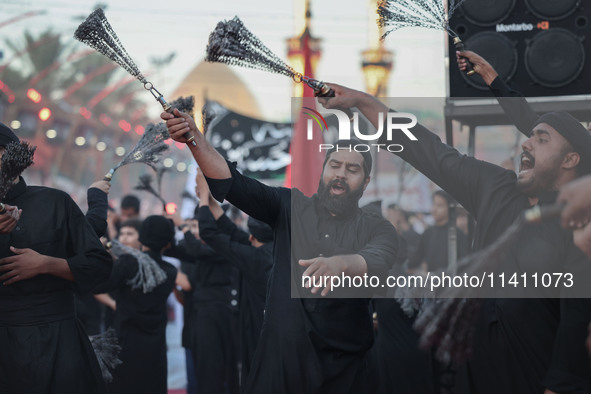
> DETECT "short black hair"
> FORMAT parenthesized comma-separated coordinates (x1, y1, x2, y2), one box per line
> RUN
(120, 218, 142, 233)
(121, 194, 140, 212)
(387, 203, 411, 222)
(432, 190, 456, 207)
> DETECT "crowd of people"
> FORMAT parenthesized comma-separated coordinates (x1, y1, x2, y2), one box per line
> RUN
(1, 48, 591, 394)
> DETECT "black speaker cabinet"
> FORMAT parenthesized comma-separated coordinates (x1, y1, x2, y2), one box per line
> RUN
(449, 0, 590, 97)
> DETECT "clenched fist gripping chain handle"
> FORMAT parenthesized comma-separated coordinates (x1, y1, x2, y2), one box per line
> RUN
(377, 0, 474, 75)
(205, 16, 354, 119)
(73, 8, 197, 151)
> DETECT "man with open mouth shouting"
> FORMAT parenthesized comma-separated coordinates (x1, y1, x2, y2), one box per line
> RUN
(318, 84, 591, 394)
(162, 106, 398, 394)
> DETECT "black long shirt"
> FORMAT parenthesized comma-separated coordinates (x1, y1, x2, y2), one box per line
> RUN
(0, 177, 113, 394)
(207, 161, 398, 394)
(96, 250, 177, 394)
(488, 76, 538, 138)
(198, 205, 272, 379)
(177, 227, 240, 394)
(76, 186, 110, 335)
(86, 187, 109, 238)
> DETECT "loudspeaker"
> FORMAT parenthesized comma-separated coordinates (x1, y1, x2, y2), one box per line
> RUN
(449, 0, 590, 97)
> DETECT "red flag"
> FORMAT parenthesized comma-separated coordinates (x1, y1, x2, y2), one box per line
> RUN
(284, 33, 324, 197)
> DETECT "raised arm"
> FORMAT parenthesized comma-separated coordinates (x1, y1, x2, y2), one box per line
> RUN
(457, 50, 538, 137)
(86, 179, 110, 237)
(317, 84, 515, 220)
(161, 109, 230, 179)
(161, 109, 284, 227)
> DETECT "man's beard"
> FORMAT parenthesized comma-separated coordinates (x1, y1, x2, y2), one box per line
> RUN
(317, 178, 365, 216)
(516, 152, 563, 197)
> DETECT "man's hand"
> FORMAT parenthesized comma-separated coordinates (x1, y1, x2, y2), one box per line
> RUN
(0, 204, 21, 234)
(0, 246, 46, 285)
(558, 175, 591, 229)
(456, 50, 498, 85)
(89, 180, 111, 194)
(316, 83, 389, 132)
(316, 83, 369, 111)
(160, 108, 201, 144)
(299, 254, 367, 296)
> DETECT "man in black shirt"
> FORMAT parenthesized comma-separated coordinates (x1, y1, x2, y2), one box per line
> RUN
(385, 204, 420, 262)
(317, 84, 591, 393)
(196, 169, 273, 383)
(0, 122, 113, 393)
(409, 190, 469, 273)
(161, 110, 398, 393)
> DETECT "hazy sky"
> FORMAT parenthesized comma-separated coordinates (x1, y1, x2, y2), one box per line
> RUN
(1, 0, 448, 121)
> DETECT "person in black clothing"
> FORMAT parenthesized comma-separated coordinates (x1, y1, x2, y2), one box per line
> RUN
(196, 168, 273, 384)
(86, 180, 111, 239)
(95, 219, 144, 325)
(167, 215, 198, 394)
(95, 215, 177, 394)
(117, 219, 142, 249)
(169, 201, 240, 394)
(386, 204, 420, 262)
(374, 195, 459, 394)
(408, 190, 469, 273)
(457, 49, 591, 261)
(162, 108, 398, 394)
(318, 83, 591, 393)
(457, 49, 539, 138)
(373, 296, 439, 394)
(120, 194, 141, 221)
(77, 179, 112, 336)
(0, 123, 113, 393)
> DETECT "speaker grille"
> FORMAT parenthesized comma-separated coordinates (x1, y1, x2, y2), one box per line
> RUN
(525, 0, 581, 20)
(525, 28, 585, 87)
(460, 0, 516, 27)
(460, 32, 518, 90)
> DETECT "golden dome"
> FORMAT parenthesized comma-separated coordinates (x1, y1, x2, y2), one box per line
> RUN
(171, 61, 262, 127)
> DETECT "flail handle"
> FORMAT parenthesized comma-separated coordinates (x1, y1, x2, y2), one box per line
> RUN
(524, 204, 564, 223)
(316, 84, 355, 120)
(147, 82, 197, 147)
(103, 169, 114, 182)
(454, 38, 475, 76)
